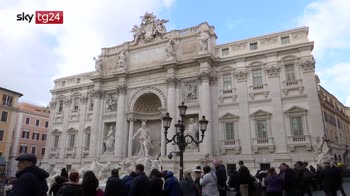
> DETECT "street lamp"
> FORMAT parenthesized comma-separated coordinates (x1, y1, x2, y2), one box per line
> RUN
(162, 102, 208, 180)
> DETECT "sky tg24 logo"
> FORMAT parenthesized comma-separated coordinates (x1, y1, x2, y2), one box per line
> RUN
(17, 11, 63, 24)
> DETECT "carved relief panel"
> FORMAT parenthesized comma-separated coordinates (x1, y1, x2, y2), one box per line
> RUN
(182, 81, 198, 102)
(105, 93, 117, 112)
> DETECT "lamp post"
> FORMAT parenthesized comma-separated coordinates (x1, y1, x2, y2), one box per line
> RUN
(162, 102, 208, 180)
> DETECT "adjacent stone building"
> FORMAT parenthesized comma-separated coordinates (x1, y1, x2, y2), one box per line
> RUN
(42, 13, 350, 173)
(0, 87, 23, 163)
(8, 103, 50, 176)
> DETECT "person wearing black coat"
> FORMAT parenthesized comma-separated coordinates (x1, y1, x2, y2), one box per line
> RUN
(228, 168, 240, 196)
(104, 169, 126, 196)
(60, 168, 69, 178)
(319, 162, 341, 196)
(279, 163, 296, 196)
(129, 164, 151, 196)
(149, 169, 164, 196)
(49, 175, 69, 196)
(11, 154, 49, 196)
(56, 171, 83, 196)
(122, 171, 137, 195)
(213, 160, 227, 196)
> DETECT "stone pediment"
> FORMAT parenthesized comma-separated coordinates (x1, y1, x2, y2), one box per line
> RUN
(285, 106, 307, 113)
(250, 109, 271, 117)
(220, 113, 239, 120)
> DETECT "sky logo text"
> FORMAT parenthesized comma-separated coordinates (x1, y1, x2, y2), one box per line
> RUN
(17, 11, 63, 24)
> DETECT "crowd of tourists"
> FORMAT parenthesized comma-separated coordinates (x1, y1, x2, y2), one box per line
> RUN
(2, 153, 348, 196)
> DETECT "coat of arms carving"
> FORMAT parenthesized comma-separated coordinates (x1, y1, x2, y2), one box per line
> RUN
(131, 12, 168, 45)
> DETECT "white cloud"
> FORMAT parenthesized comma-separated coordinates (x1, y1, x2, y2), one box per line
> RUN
(0, 0, 175, 106)
(345, 96, 350, 107)
(298, 0, 350, 56)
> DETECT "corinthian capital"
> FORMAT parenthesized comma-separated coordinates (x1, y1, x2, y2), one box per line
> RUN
(234, 71, 248, 82)
(117, 85, 127, 95)
(265, 66, 280, 78)
(166, 76, 180, 87)
(90, 89, 104, 99)
(197, 71, 211, 82)
(300, 58, 315, 72)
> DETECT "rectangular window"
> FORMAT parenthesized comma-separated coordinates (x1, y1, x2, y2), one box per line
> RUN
(58, 100, 63, 112)
(0, 130, 4, 141)
(85, 133, 91, 148)
(53, 135, 59, 148)
(281, 36, 290, 45)
(76, 78, 81, 84)
(31, 146, 36, 155)
(32, 132, 39, 140)
(252, 69, 263, 86)
(45, 121, 48, 128)
(22, 130, 29, 139)
(256, 119, 267, 138)
(285, 64, 296, 81)
(0, 111, 8, 122)
(250, 42, 258, 50)
(19, 145, 28, 153)
(35, 119, 40, 126)
(73, 97, 79, 110)
(25, 117, 30, 124)
(41, 148, 46, 155)
(61, 81, 66, 87)
(223, 74, 232, 93)
(290, 116, 303, 136)
(69, 134, 75, 148)
(42, 134, 47, 141)
(224, 122, 235, 140)
(221, 48, 229, 56)
(2, 95, 13, 106)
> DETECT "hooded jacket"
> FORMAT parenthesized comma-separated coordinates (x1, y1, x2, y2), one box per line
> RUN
(163, 171, 181, 196)
(11, 165, 49, 196)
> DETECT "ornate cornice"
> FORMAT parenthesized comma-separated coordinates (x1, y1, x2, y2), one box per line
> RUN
(117, 85, 128, 95)
(234, 71, 248, 82)
(265, 66, 280, 78)
(209, 72, 218, 86)
(90, 89, 104, 99)
(166, 76, 180, 87)
(300, 58, 315, 72)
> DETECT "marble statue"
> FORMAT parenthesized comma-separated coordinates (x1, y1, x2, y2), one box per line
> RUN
(165, 39, 176, 58)
(104, 126, 115, 153)
(153, 18, 168, 36)
(95, 58, 102, 73)
(185, 83, 197, 100)
(106, 94, 117, 111)
(97, 161, 113, 180)
(131, 25, 144, 42)
(198, 31, 210, 52)
(185, 118, 199, 150)
(118, 50, 127, 68)
(132, 121, 153, 157)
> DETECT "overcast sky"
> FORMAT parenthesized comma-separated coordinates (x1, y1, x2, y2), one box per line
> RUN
(1, 0, 349, 107)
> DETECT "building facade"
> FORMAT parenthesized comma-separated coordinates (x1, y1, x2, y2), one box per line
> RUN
(0, 87, 23, 163)
(42, 13, 350, 172)
(8, 103, 50, 176)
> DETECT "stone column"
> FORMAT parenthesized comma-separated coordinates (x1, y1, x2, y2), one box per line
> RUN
(166, 76, 178, 155)
(9, 112, 23, 176)
(115, 85, 127, 157)
(197, 71, 213, 154)
(266, 63, 287, 152)
(128, 118, 135, 157)
(234, 67, 252, 154)
(59, 97, 72, 159)
(76, 93, 88, 158)
(89, 87, 104, 158)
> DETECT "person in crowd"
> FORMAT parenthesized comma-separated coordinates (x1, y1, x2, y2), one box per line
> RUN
(162, 170, 181, 196)
(316, 164, 323, 190)
(11, 153, 49, 196)
(294, 161, 305, 196)
(302, 162, 313, 196)
(180, 170, 197, 196)
(122, 171, 137, 195)
(149, 168, 163, 196)
(264, 167, 283, 196)
(228, 167, 240, 196)
(82, 170, 100, 196)
(238, 160, 251, 196)
(278, 163, 296, 196)
(193, 166, 202, 196)
(56, 172, 83, 196)
(319, 162, 341, 196)
(213, 159, 227, 196)
(256, 168, 268, 196)
(4, 177, 16, 196)
(60, 168, 69, 179)
(49, 175, 69, 196)
(104, 169, 126, 196)
(336, 162, 347, 196)
(200, 165, 219, 196)
(129, 164, 151, 196)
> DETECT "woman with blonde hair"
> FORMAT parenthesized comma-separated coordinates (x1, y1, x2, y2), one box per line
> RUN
(180, 169, 197, 196)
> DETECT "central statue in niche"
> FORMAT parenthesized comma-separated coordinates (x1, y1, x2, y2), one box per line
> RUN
(132, 121, 153, 157)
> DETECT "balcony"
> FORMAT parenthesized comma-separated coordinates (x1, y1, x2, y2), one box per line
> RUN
(287, 135, 312, 152)
(221, 139, 240, 154)
(282, 79, 304, 95)
(218, 88, 237, 103)
(252, 137, 274, 153)
(49, 147, 60, 158)
(82, 147, 89, 157)
(248, 84, 269, 99)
